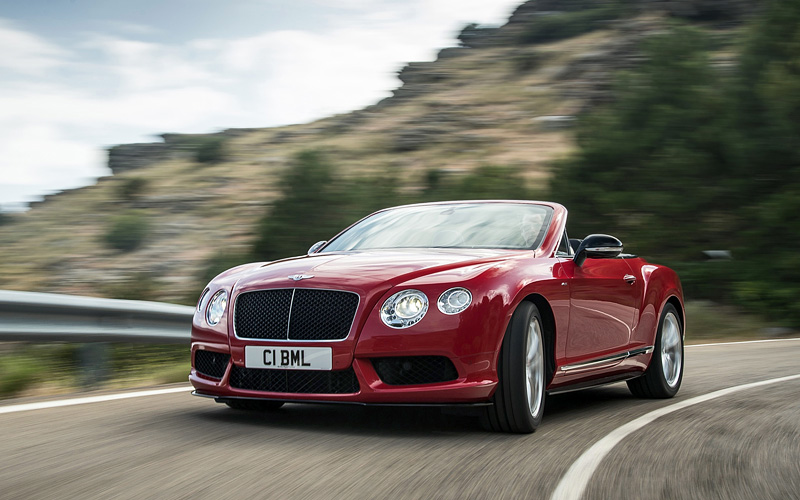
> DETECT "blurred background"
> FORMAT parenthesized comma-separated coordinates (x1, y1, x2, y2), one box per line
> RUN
(0, 0, 797, 397)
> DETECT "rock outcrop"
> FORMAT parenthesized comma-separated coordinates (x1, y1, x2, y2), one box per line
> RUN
(107, 142, 171, 175)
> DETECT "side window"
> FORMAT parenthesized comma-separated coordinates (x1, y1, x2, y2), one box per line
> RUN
(556, 230, 573, 257)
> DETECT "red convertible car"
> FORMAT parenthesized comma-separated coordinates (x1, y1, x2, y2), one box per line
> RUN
(190, 200, 684, 433)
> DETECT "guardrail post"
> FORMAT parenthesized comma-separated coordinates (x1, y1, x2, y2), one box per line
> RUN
(78, 342, 110, 388)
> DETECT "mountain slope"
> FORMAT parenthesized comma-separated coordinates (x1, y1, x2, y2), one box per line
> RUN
(0, 1, 746, 302)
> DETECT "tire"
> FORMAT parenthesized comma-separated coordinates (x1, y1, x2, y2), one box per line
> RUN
(481, 302, 546, 433)
(627, 303, 683, 398)
(225, 399, 285, 411)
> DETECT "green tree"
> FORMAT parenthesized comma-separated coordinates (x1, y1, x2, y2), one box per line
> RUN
(551, 2, 800, 326)
(551, 25, 737, 259)
(421, 165, 532, 202)
(731, 0, 800, 325)
(518, 1, 633, 44)
(735, 0, 800, 196)
(252, 151, 353, 260)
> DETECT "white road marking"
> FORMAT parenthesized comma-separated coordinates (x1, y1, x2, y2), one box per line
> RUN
(687, 337, 800, 348)
(550, 373, 800, 500)
(0, 386, 192, 415)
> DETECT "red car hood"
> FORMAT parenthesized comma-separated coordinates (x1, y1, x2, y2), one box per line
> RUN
(232, 249, 518, 294)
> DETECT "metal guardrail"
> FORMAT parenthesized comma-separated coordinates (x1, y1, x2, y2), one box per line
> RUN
(0, 290, 193, 344)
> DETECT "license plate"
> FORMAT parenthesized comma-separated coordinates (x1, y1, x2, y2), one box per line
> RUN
(244, 346, 332, 371)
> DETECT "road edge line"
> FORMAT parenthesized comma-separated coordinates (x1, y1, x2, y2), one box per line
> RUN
(687, 337, 800, 348)
(549, 373, 800, 500)
(0, 386, 192, 415)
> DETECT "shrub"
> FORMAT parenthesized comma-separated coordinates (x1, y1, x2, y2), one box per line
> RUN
(0, 357, 40, 397)
(104, 212, 149, 252)
(116, 177, 148, 201)
(194, 136, 227, 164)
(511, 51, 541, 74)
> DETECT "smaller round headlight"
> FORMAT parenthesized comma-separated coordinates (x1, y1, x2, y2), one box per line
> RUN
(438, 287, 472, 315)
(206, 290, 228, 326)
(380, 290, 429, 329)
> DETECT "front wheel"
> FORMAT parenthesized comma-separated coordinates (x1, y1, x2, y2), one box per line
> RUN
(627, 303, 683, 398)
(481, 302, 546, 433)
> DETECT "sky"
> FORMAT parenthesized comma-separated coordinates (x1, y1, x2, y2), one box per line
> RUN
(0, 0, 523, 210)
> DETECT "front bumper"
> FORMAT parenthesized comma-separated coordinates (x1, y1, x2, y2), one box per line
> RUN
(190, 344, 497, 404)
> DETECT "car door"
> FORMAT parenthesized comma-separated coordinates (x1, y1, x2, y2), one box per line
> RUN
(558, 245, 637, 361)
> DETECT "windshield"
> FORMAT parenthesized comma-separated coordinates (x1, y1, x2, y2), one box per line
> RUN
(321, 203, 553, 252)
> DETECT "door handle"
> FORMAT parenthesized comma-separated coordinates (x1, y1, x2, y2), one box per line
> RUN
(623, 274, 636, 285)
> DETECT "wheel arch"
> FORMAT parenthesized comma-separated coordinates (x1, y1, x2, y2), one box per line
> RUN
(665, 295, 685, 338)
(520, 293, 556, 386)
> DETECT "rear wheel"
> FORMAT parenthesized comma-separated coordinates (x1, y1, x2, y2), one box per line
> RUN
(225, 400, 285, 411)
(627, 303, 683, 398)
(481, 302, 546, 433)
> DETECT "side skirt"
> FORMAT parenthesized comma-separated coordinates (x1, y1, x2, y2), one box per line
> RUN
(546, 372, 642, 396)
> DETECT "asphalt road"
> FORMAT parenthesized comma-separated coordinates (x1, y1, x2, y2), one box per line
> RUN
(1, 339, 798, 500)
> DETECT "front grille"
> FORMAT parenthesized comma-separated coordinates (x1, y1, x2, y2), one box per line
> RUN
(372, 356, 459, 385)
(194, 350, 230, 379)
(229, 365, 360, 394)
(235, 289, 359, 341)
(234, 289, 293, 340)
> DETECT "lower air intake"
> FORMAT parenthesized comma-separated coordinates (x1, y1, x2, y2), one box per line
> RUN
(229, 365, 360, 394)
(194, 350, 230, 380)
(372, 356, 459, 385)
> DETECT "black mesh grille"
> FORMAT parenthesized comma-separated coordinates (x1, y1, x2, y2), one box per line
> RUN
(234, 289, 358, 341)
(194, 350, 230, 379)
(372, 356, 459, 385)
(289, 289, 360, 340)
(229, 365, 360, 394)
(234, 289, 292, 339)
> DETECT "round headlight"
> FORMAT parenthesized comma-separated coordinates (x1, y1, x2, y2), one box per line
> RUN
(206, 290, 228, 326)
(438, 287, 472, 315)
(380, 290, 428, 329)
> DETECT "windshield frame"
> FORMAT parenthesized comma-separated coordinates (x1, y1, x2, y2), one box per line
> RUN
(319, 201, 555, 253)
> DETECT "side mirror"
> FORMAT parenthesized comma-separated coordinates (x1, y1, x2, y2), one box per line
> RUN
(307, 240, 327, 255)
(574, 234, 623, 266)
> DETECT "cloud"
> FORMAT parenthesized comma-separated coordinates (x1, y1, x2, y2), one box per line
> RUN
(0, 123, 103, 211)
(0, 1, 522, 208)
(0, 124, 100, 184)
(0, 18, 70, 75)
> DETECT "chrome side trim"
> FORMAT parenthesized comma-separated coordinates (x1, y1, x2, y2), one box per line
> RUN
(559, 345, 654, 373)
(586, 246, 623, 253)
(628, 346, 654, 357)
(232, 287, 361, 343)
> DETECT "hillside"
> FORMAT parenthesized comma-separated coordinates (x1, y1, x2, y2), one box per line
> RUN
(0, 1, 750, 304)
